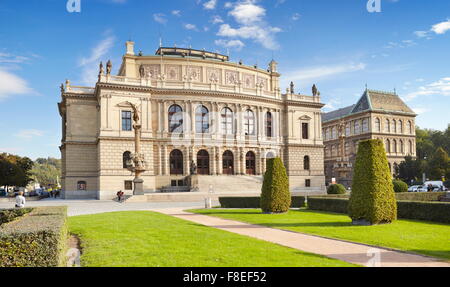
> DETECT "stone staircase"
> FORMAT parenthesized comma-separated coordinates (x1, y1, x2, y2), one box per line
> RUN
(196, 175, 264, 193)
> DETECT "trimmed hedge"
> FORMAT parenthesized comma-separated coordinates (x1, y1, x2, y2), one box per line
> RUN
(306, 197, 450, 224)
(349, 140, 397, 224)
(220, 196, 306, 209)
(0, 206, 68, 267)
(0, 208, 33, 225)
(393, 180, 408, 193)
(397, 201, 450, 224)
(395, 192, 447, 202)
(260, 158, 291, 213)
(327, 184, 347, 195)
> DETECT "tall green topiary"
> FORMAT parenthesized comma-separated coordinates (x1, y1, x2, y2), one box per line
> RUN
(260, 157, 291, 214)
(348, 139, 397, 224)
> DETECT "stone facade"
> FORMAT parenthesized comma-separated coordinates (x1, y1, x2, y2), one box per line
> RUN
(58, 42, 326, 200)
(322, 89, 417, 188)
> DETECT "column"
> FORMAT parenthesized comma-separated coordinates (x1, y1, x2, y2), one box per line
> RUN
(217, 147, 223, 175)
(157, 101, 162, 135)
(184, 146, 190, 176)
(147, 99, 153, 134)
(190, 101, 196, 136)
(163, 101, 168, 134)
(158, 144, 163, 175)
(163, 145, 169, 175)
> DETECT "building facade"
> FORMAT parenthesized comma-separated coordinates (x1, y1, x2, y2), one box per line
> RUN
(322, 90, 417, 188)
(58, 42, 326, 200)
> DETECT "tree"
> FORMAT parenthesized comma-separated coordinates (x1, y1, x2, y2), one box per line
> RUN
(0, 153, 33, 189)
(428, 147, 449, 180)
(260, 157, 291, 214)
(30, 163, 60, 187)
(398, 156, 423, 184)
(348, 140, 397, 225)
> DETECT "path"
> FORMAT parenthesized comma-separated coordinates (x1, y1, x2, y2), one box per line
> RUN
(153, 207, 450, 267)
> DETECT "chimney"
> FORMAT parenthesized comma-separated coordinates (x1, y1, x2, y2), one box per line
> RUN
(126, 41, 135, 56)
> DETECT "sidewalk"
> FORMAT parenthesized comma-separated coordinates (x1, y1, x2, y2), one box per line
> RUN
(154, 208, 450, 267)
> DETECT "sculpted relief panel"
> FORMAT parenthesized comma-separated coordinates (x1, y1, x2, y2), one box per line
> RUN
(186, 66, 202, 82)
(207, 68, 221, 84)
(225, 70, 239, 85)
(166, 65, 182, 81)
(139, 64, 160, 79)
(257, 77, 268, 90)
(243, 74, 255, 89)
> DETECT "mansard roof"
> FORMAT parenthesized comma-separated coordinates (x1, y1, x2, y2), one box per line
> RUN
(322, 89, 416, 123)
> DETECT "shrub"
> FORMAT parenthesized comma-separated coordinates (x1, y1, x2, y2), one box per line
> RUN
(308, 197, 348, 214)
(0, 206, 68, 267)
(327, 184, 347, 195)
(393, 180, 408, 193)
(0, 208, 33, 225)
(348, 139, 397, 224)
(219, 196, 306, 208)
(260, 158, 291, 214)
(397, 201, 450, 224)
(395, 192, 446, 202)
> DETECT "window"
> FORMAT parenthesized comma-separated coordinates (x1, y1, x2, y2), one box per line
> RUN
(244, 110, 255, 135)
(197, 150, 210, 175)
(124, 181, 133, 190)
(393, 140, 397, 153)
(223, 151, 234, 175)
(221, 108, 234, 135)
(302, 123, 309, 139)
(331, 127, 337, 139)
(305, 179, 311, 187)
(345, 142, 350, 156)
(168, 105, 183, 133)
(123, 151, 132, 169)
(327, 128, 332, 140)
(77, 181, 87, 191)
(409, 140, 414, 155)
(362, 119, 369, 133)
(398, 120, 403, 134)
(407, 121, 413, 134)
(245, 151, 256, 175)
(385, 119, 390, 133)
(400, 140, 404, 154)
(354, 121, 360, 135)
(375, 118, 381, 133)
(304, 156, 310, 170)
(391, 120, 397, 133)
(266, 112, 273, 137)
(170, 149, 184, 175)
(386, 139, 391, 153)
(122, 111, 132, 131)
(195, 105, 210, 134)
(345, 123, 351, 136)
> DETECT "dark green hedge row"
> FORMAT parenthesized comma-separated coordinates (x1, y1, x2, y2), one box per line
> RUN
(0, 208, 33, 225)
(306, 197, 450, 224)
(220, 196, 306, 208)
(0, 207, 68, 267)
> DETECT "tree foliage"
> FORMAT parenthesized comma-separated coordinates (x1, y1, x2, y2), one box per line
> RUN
(0, 153, 33, 188)
(260, 157, 291, 214)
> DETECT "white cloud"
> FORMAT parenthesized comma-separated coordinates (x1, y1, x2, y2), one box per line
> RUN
(184, 23, 198, 31)
(14, 129, 44, 139)
(172, 10, 181, 16)
(414, 30, 429, 38)
(0, 53, 30, 64)
(431, 19, 450, 34)
(0, 68, 33, 101)
(211, 15, 224, 24)
(404, 77, 450, 101)
(79, 34, 116, 85)
(411, 107, 430, 115)
(228, 0, 265, 25)
(203, 0, 217, 10)
(153, 13, 167, 24)
(217, 23, 281, 50)
(215, 39, 245, 50)
(283, 62, 366, 82)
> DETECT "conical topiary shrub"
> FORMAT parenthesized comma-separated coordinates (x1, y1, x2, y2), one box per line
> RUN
(348, 139, 397, 225)
(260, 157, 291, 214)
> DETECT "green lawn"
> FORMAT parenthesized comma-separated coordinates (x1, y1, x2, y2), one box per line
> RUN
(190, 209, 450, 261)
(68, 211, 355, 267)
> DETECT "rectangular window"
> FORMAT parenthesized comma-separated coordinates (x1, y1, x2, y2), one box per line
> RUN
(171, 180, 177, 187)
(302, 123, 309, 139)
(305, 179, 311, 187)
(124, 181, 133, 190)
(122, 111, 132, 131)
(178, 180, 184, 187)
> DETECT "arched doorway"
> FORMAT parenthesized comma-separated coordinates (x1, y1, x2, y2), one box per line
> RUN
(246, 151, 256, 175)
(197, 150, 210, 175)
(170, 149, 184, 175)
(223, 151, 234, 175)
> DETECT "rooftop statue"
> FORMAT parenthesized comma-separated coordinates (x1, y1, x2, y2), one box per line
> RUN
(106, 60, 112, 75)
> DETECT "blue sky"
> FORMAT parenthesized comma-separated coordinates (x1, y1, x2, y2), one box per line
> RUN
(0, 0, 449, 160)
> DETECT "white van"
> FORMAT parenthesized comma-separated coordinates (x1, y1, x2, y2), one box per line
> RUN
(418, 181, 447, 192)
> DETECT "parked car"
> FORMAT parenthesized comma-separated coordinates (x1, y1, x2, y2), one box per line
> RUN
(408, 185, 420, 192)
(0, 188, 6, 197)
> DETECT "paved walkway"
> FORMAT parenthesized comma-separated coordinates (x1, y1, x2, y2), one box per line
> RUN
(154, 207, 450, 267)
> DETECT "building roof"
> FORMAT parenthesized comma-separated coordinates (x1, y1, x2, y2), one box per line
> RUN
(155, 47, 229, 62)
(322, 89, 416, 123)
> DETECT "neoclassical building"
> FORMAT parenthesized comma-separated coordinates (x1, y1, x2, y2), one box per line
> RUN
(58, 42, 326, 199)
(322, 89, 417, 187)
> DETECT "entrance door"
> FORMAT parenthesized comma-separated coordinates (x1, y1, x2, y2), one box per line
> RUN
(246, 151, 256, 175)
(222, 151, 234, 175)
(197, 150, 210, 175)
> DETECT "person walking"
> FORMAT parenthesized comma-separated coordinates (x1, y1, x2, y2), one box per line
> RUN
(15, 191, 26, 209)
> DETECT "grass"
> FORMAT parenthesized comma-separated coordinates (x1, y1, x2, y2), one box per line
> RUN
(190, 208, 450, 261)
(68, 211, 355, 267)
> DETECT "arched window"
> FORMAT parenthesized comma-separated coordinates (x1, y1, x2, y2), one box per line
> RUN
(266, 112, 273, 138)
(195, 105, 209, 134)
(244, 110, 255, 135)
(407, 121, 413, 134)
(345, 123, 351, 136)
(168, 105, 183, 133)
(385, 119, 390, 133)
(304, 156, 310, 170)
(391, 120, 397, 134)
(221, 107, 234, 135)
(362, 119, 369, 133)
(400, 140, 404, 154)
(409, 140, 413, 155)
(197, 150, 210, 175)
(398, 120, 403, 134)
(354, 121, 360, 134)
(77, 181, 87, 191)
(222, 151, 234, 175)
(170, 149, 184, 175)
(375, 118, 381, 133)
(393, 140, 397, 153)
(245, 151, 256, 175)
(123, 151, 132, 169)
(386, 139, 391, 153)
